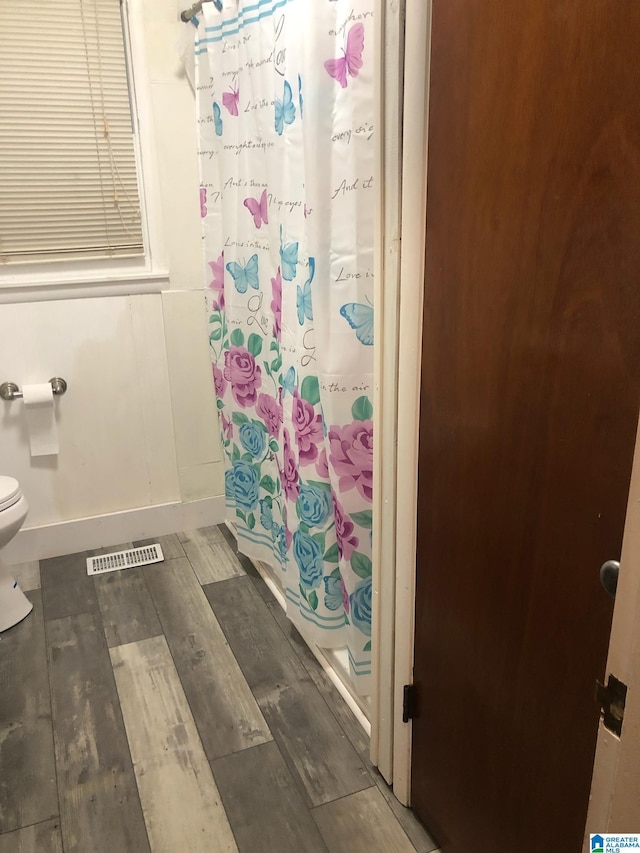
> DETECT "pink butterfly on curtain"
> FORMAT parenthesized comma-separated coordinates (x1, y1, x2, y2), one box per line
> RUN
(200, 187, 207, 218)
(324, 22, 365, 88)
(243, 188, 269, 228)
(222, 82, 239, 116)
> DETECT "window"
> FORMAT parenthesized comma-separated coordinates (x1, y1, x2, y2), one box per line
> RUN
(0, 0, 144, 265)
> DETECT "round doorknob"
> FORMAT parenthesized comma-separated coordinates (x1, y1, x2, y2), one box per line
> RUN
(600, 560, 620, 599)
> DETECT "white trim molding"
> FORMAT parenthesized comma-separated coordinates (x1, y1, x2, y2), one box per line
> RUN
(391, 0, 432, 807)
(0, 273, 168, 305)
(371, 0, 405, 785)
(3, 496, 225, 565)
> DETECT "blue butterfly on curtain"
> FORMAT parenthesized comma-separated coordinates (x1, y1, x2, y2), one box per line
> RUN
(212, 101, 223, 136)
(275, 80, 296, 136)
(282, 366, 296, 397)
(279, 226, 299, 281)
(298, 74, 303, 117)
(340, 297, 374, 345)
(297, 257, 315, 325)
(226, 255, 259, 293)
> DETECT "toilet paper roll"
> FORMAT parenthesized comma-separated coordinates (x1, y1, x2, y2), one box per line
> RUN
(22, 383, 59, 457)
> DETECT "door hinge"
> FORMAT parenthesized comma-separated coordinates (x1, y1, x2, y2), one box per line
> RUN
(596, 674, 627, 737)
(403, 683, 417, 723)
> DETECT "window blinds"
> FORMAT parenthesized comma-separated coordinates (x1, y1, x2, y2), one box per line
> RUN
(0, 0, 144, 264)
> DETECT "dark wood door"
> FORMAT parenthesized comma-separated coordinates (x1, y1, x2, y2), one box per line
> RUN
(412, 3, 640, 851)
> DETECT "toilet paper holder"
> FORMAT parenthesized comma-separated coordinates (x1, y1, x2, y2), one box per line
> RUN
(0, 378, 68, 401)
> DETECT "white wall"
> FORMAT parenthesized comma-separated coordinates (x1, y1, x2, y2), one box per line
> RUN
(0, 295, 180, 522)
(0, 0, 224, 561)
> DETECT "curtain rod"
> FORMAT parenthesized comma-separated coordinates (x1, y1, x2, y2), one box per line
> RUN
(180, 0, 222, 23)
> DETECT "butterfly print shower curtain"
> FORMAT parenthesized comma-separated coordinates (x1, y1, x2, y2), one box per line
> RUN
(196, 0, 374, 693)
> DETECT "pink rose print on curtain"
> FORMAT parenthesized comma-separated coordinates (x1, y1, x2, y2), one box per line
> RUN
(292, 390, 323, 463)
(220, 411, 233, 441)
(256, 393, 283, 437)
(328, 419, 373, 501)
(315, 447, 329, 478)
(223, 346, 262, 408)
(208, 252, 225, 310)
(332, 492, 359, 561)
(281, 505, 293, 553)
(212, 364, 227, 398)
(280, 428, 300, 501)
(341, 575, 350, 613)
(271, 267, 282, 341)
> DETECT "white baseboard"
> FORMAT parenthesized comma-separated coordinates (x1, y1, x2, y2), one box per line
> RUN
(4, 496, 226, 564)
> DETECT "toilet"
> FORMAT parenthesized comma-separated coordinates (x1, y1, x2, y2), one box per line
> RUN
(0, 476, 31, 632)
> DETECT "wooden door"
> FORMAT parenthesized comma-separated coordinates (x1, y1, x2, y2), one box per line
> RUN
(412, 3, 640, 851)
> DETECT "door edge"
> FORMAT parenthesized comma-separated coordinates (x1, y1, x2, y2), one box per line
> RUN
(585, 411, 640, 846)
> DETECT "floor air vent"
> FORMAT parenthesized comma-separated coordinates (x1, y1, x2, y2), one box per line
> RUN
(86, 544, 164, 576)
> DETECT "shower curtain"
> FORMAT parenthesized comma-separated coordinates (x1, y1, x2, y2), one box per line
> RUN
(195, 0, 374, 694)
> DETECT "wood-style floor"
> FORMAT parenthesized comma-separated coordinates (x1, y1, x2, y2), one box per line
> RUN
(0, 525, 438, 853)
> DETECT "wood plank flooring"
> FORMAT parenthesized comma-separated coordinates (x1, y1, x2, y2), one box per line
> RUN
(312, 787, 418, 853)
(111, 636, 237, 853)
(144, 557, 271, 759)
(0, 817, 62, 853)
(0, 525, 438, 852)
(94, 567, 162, 648)
(0, 591, 57, 835)
(47, 612, 150, 853)
(211, 741, 326, 853)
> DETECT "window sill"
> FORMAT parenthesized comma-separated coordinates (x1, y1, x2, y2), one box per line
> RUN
(0, 270, 170, 304)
